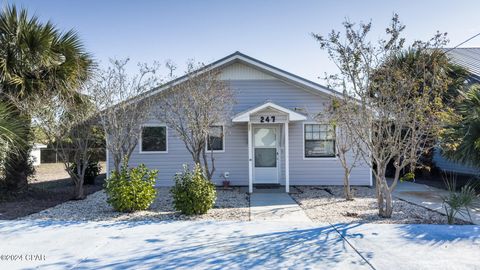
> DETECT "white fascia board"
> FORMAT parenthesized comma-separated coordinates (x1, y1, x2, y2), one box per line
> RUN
(232, 102, 307, 122)
(139, 53, 340, 103)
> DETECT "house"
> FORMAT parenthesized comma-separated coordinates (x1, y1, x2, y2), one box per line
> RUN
(106, 52, 372, 192)
(432, 48, 480, 176)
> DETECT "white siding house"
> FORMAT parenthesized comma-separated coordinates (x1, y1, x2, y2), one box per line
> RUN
(107, 52, 372, 192)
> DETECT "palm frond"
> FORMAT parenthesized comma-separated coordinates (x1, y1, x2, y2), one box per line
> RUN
(0, 101, 26, 155)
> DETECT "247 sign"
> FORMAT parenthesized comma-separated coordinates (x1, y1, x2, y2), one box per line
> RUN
(259, 116, 276, 123)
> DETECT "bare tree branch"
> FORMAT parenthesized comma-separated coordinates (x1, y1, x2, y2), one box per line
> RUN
(155, 61, 235, 180)
(88, 59, 162, 173)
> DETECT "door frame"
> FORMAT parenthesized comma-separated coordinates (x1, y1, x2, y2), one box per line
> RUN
(252, 124, 280, 184)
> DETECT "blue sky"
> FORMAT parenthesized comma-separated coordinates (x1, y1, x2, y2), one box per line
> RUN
(7, 0, 480, 83)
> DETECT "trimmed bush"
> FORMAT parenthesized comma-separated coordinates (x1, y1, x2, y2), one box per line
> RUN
(171, 164, 216, 215)
(69, 161, 101, 185)
(104, 164, 158, 212)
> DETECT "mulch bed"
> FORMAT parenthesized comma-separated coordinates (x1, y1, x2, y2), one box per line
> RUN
(0, 174, 105, 220)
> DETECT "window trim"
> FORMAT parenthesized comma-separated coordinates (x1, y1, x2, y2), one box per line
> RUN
(139, 124, 168, 154)
(206, 125, 225, 153)
(302, 122, 337, 160)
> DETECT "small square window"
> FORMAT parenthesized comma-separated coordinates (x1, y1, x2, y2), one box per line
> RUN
(141, 126, 167, 152)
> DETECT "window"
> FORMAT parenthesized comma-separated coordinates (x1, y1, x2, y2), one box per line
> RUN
(207, 126, 224, 151)
(141, 125, 167, 152)
(304, 124, 335, 158)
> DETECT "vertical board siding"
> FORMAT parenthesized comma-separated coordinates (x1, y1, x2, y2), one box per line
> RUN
(110, 79, 372, 186)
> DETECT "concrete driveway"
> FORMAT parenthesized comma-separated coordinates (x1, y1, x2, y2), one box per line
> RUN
(0, 220, 479, 270)
(393, 181, 480, 225)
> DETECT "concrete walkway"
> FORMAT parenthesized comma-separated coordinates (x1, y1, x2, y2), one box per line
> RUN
(0, 220, 479, 269)
(393, 181, 480, 225)
(250, 192, 313, 224)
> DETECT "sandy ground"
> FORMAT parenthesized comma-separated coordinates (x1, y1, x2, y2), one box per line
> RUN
(291, 186, 469, 224)
(0, 163, 105, 220)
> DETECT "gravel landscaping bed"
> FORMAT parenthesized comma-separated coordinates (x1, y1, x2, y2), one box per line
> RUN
(291, 186, 468, 224)
(0, 163, 106, 220)
(23, 187, 249, 222)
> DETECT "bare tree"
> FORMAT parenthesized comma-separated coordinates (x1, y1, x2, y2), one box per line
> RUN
(89, 59, 162, 173)
(335, 121, 363, 200)
(28, 95, 98, 199)
(317, 102, 363, 200)
(314, 15, 452, 217)
(155, 62, 235, 180)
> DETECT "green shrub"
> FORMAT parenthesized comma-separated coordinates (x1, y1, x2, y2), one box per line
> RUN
(104, 164, 158, 212)
(69, 161, 101, 185)
(171, 164, 216, 215)
(400, 172, 415, 182)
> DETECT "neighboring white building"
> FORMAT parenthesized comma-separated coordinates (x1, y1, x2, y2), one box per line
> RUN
(31, 143, 47, 166)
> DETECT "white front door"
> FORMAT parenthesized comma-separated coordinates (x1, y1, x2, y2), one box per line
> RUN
(253, 126, 279, 184)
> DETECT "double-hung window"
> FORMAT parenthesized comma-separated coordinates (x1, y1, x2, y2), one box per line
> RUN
(304, 124, 335, 158)
(140, 125, 167, 153)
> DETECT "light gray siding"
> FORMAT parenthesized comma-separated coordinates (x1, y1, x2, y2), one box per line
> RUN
(108, 79, 372, 186)
(433, 148, 480, 176)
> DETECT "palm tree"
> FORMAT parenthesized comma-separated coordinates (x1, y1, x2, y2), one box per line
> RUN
(442, 86, 480, 167)
(0, 5, 93, 190)
(0, 102, 26, 171)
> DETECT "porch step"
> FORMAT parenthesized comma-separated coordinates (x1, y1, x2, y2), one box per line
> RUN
(253, 184, 281, 190)
(251, 184, 286, 193)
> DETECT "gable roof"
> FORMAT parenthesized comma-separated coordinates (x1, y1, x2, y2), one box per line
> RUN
(444, 48, 480, 82)
(140, 51, 340, 100)
(232, 101, 307, 122)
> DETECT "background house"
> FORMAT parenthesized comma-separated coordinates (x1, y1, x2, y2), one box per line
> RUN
(432, 48, 480, 176)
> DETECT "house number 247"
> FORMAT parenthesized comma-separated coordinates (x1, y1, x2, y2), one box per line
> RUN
(260, 116, 276, 123)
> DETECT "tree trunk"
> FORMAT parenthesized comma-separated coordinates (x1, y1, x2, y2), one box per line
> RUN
(378, 177, 393, 218)
(72, 164, 86, 200)
(383, 186, 393, 217)
(4, 114, 32, 191)
(344, 168, 353, 200)
(4, 151, 30, 191)
(113, 156, 121, 174)
(201, 148, 215, 180)
(377, 188, 385, 217)
(73, 180, 85, 200)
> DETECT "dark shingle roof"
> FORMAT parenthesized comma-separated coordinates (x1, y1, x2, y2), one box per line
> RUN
(444, 48, 480, 81)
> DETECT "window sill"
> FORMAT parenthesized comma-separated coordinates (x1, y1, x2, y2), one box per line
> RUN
(303, 156, 337, 161)
(139, 151, 168, 154)
(207, 150, 225, 153)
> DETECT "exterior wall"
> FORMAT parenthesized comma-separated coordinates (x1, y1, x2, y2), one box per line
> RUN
(108, 77, 372, 186)
(31, 148, 42, 166)
(433, 148, 480, 176)
(115, 120, 249, 186)
(219, 62, 276, 80)
(31, 144, 47, 166)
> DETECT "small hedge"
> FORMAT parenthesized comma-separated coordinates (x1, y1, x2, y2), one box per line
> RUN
(69, 161, 101, 185)
(104, 164, 158, 212)
(171, 164, 216, 215)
